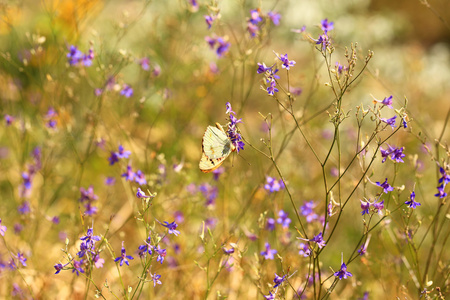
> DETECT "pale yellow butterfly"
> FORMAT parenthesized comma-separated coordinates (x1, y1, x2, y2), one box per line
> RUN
(199, 123, 236, 173)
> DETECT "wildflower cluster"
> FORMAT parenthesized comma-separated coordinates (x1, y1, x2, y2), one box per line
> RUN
(79, 186, 99, 216)
(67, 45, 94, 66)
(54, 228, 103, 276)
(257, 52, 295, 96)
(435, 166, 449, 198)
(264, 176, 285, 193)
(380, 144, 405, 163)
(360, 198, 385, 215)
(314, 19, 334, 51)
(246, 9, 281, 38)
(225, 102, 244, 152)
(205, 35, 230, 58)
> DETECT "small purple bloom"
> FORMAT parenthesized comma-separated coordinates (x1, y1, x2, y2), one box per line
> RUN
(223, 246, 235, 255)
(277, 210, 291, 228)
(72, 259, 85, 276)
(205, 36, 216, 49)
(334, 262, 352, 280)
(360, 200, 370, 215)
(204, 15, 215, 29)
(310, 232, 326, 249)
(116, 145, 131, 159)
(105, 177, 115, 185)
(216, 37, 230, 58)
(266, 218, 276, 231)
(5, 114, 14, 126)
(151, 273, 162, 287)
(273, 273, 286, 288)
(93, 254, 104, 268)
(249, 9, 262, 25)
(376, 178, 394, 194)
(16, 252, 27, 267)
(438, 167, 450, 185)
(257, 62, 273, 74)
(380, 115, 397, 129)
(405, 191, 421, 208)
(114, 242, 134, 266)
(260, 242, 277, 260)
(315, 34, 330, 51)
(67, 45, 83, 65)
(17, 201, 30, 215)
(320, 19, 334, 33)
(264, 176, 284, 192)
(138, 237, 153, 257)
(373, 95, 393, 109)
(120, 85, 133, 98)
(276, 53, 296, 70)
(155, 245, 167, 264)
(267, 11, 281, 26)
(136, 188, 150, 199)
(108, 151, 119, 165)
(267, 80, 279, 96)
(139, 57, 150, 71)
(121, 165, 135, 181)
(161, 221, 180, 236)
(264, 292, 275, 300)
(134, 169, 147, 185)
(54, 263, 65, 274)
(372, 200, 385, 212)
(435, 184, 447, 198)
(298, 243, 311, 257)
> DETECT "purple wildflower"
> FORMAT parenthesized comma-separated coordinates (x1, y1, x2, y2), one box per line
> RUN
(134, 169, 147, 185)
(155, 245, 167, 264)
(260, 242, 277, 260)
(264, 292, 275, 300)
(334, 263, 352, 280)
(121, 165, 135, 181)
(204, 15, 215, 29)
(17, 201, 30, 215)
(72, 259, 85, 276)
(136, 188, 150, 199)
(223, 246, 235, 255)
(320, 19, 334, 33)
(138, 237, 153, 257)
(264, 176, 284, 192)
(298, 243, 311, 257)
(373, 95, 393, 109)
(5, 114, 14, 126)
(114, 242, 134, 267)
(273, 273, 286, 288)
(267, 80, 279, 96)
(277, 210, 291, 228)
(266, 218, 276, 231)
(376, 178, 394, 194)
(257, 62, 273, 74)
(67, 45, 83, 65)
(139, 57, 150, 71)
(116, 145, 131, 159)
(275, 53, 296, 70)
(300, 200, 318, 223)
(215, 37, 230, 57)
(120, 85, 133, 98)
(161, 221, 180, 236)
(380, 115, 397, 129)
(54, 263, 66, 274)
(405, 191, 421, 208)
(310, 232, 326, 249)
(267, 11, 281, 26)
(315, 34, 330, 51)
(435, 184, 447, 198)
(360, 199, 370, 215)
(151, 273, 162, 287)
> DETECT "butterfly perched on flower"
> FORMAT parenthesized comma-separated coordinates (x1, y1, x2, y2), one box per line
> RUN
(199, 123, 236, 173)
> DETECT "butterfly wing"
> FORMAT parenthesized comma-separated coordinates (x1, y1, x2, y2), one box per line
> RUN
(199, 152, 229, 173)
(202, 125, 232, 159)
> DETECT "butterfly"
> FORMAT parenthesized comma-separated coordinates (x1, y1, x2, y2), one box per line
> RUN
(199, 123, 236, 173)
